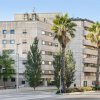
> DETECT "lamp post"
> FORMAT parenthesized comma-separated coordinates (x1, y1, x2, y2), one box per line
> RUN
(16, 43, 20, 91)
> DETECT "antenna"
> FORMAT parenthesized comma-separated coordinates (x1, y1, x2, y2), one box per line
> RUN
(33, 7, 35, 13)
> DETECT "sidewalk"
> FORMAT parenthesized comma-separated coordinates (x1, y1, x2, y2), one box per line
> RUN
(60, 91, 100, 95)
(0, 86, 100, 95)
(0, 86, 57, 94)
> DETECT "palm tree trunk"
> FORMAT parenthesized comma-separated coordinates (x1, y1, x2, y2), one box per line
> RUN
(61, 47, 66, 93)
(96, 46, 100, 88)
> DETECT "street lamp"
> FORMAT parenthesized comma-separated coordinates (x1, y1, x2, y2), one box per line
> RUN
(16, 43, 20, 91)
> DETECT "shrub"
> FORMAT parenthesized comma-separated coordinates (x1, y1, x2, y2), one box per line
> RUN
(93, 86, 100, 90)
(56, 87, 93, 94)
(80, 87, 93, 92)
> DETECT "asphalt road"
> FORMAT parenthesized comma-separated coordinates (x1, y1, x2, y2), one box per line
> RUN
(32, 98, 100, 100)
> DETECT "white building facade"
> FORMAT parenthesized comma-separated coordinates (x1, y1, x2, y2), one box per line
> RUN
(0, 13, 99, 87)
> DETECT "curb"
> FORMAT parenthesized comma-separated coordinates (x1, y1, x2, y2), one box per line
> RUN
(58, 91, 97, 95)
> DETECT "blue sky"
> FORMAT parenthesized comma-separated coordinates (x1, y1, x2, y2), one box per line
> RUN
(0, 0, 100, 21)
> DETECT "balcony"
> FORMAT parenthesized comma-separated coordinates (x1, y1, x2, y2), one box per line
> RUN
(83, 40, 96, 47)
(83, 49, 97, 55)
(84, 67, 96, 72)
(83, 58, 97, 64)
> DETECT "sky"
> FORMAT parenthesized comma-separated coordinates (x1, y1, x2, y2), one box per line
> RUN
(0, 0, 100, 21)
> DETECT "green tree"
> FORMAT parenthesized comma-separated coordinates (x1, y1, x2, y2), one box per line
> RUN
(25, 37, 42, 90)
(53, 50, 75, 90)
(0, 51, 15, 88)
(51, 13, 76, 92)
(86, 22, 100, 88)
(53, 52, 61, 89)
(65, 50, 75, 88)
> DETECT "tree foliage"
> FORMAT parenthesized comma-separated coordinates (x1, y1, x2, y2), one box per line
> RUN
(51, 13, 76, 92)
(65, 50, 75, 88)
(53, 52, 61, 89)
(0, 51, 15, 87)
(24, 37, 42, 90)
(53, 50, 75, 89)
(51, 13, 76, 48)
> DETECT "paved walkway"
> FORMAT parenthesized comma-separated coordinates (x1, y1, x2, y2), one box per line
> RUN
(0, 87, 100, 100)
(0, 87, 57, 100)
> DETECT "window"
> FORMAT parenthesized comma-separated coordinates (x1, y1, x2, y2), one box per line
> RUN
(48, 42, 52, 46)
(23, 60, 27, 65)
(41, 51, 45, 55)
(92, 81, 95, 85)
(42, 61, 45, 65)
(22, 81, 25, 84)
(42, 41, 45, 45)
(22, 40, 27, 44)
(22, 50, 27, 54)
(9, 49, 15, 54)
(42, 31, 45, 35)
(23, 29, 27, 34)
(49, 33, 52, 37)
(10, 40, 15, 44)
(2, 30, 7, 34)
(42, 61, 52, 65)
(3, 77, 8, 82)
(49, 61, 52, 65)
(3, 49, 15, 54)
(10, 30, 15, 34)
(2, 40, 7, 44)
(83, 81, 87, 87)
(55, 43, 58, 47)
(11, 60, 15, 64)
(11, 78, 15, 82)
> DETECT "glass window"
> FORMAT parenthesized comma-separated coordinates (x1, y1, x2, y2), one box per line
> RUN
(2, 30, 7, 34)
(10, 30, 15, 34)
(42, 41, 45, 45)
(22, 50, 27, 54)
(49, 61, 52, 65)
(3, 77, 8, 82)
(23, 60, 27, 65)
(48, 42, 52, 46)
(2, 40, 7, 44)
(49, 33, 52, 36)
(41, 51, 45, 55)
(22, 81, 25, 84)
(10, 40, 15, 44)
(42, 31, 45, 35)
(22, 40, 27, 44)
(11, 60, 15, 64)
(42, 61, 45, 65)
(23, 31, 27, 34)
(55, 43, 58, 47)
(11, 78, 15, 82)
(3, 49, 15, 54)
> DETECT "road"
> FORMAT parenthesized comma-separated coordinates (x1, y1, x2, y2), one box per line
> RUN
(0, 92, 100, 100)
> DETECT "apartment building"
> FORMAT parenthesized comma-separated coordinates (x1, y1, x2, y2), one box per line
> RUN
(0, 12, 98, 87)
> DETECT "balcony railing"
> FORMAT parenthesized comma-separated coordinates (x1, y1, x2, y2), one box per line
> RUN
(83, 58, 97, 64)
(84, 66, 96, 72)
(83, 40, 97, 47)
(83, 49, 97, 55)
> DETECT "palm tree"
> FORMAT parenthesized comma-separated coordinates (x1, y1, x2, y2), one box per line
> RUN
(51, 13, 76, 92)
(86, 22, 100, 88)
